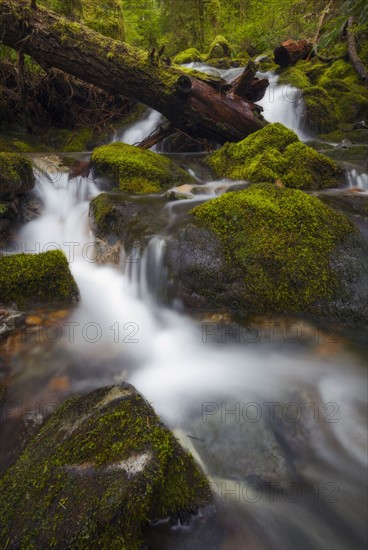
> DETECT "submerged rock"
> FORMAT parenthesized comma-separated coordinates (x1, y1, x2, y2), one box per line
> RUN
(166, 183, 366, 324)
(0, 384, 212, 549)
(91, 142, 192, 194)
(0, 307, 26, 339)
(207, 123, 344, 190)
(0, 250, 79, 308)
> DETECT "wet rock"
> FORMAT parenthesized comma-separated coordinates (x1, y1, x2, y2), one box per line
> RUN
(0, 250, 79, 308)
(166, 184, 367, 325)
(0, 307, 26, 339)
(255, 54, 271, 63)
(165, 190, 192, 201)
(0, 384, 212, 549)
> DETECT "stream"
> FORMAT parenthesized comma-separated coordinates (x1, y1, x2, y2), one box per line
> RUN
(1, 65, 367, 549)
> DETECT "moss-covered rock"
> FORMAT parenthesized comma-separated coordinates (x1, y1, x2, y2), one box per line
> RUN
(302, 86, 339, 134)
(0, 384, 212, 549)
(278, 67, 311, 90)
(190, 183, 357, 315)
(0, 250, 79, 308)
(173, 48, 203, 65)
(0, 153, 35, 195)
(207, 123, 343, 189)
(204, 57, 233, 69)
(319, 127, 368, 144)
(92, 142, 192, 194)
(206, 35, 232, 59)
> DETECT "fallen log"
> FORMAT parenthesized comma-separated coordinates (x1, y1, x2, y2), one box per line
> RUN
(347, 16, 368, 81)
(228, 62, 269, 103)
(274, 39, 314, 67)
(0, 0, 268, 144)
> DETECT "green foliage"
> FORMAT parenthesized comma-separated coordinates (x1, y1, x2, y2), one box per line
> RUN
(0, 250, 79, 307)
(278, 67, 311, 89)
(207, 123, 343, 189)
(192, 183, 355, 313)
(91, 142, 192, 194)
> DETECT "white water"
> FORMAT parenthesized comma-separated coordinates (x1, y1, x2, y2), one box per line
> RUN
(346, 168, 368, 193)
(116, 108, 163, 148)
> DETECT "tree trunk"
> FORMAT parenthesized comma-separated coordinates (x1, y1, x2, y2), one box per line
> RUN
(347, 16, 368, 81)
(0, 0, 267, 144)
(274, 39, 314, 67)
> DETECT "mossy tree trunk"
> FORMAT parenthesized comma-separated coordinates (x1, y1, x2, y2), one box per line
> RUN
(0, 0, 267, 144)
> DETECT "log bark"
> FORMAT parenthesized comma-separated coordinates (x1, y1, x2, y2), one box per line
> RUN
(228, 62, 269, 103)
(347, 16, 368, 81)
(0, 0, 267, 144)
(274, 39, 314, 67)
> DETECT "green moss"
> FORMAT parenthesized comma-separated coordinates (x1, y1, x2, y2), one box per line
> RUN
(0, 201, 9, 215)
(323, 144, 368, 162)
(206, 35, 232, 59)
(278, 67, 311, 90)
(173, 48, 203, 64)
(296, 61, 326, 84)
(207, 123, 343, 189)
(319, 128, 368, 144)
(64, 128, 93, 152)
(192, 183, 355, 313)
(0, 384, 211, 549)
(318, 59, 358, 85)
(302, 86, 339, 133)
(282, 142, 343, 189)
(0, 152, 35, 195)
(0, 250, 79, 308)
(92, 142, 192, 194)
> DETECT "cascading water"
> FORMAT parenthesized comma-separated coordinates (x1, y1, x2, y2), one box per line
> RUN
(115, 108, 163, 148)
(2, 63, 367, 549)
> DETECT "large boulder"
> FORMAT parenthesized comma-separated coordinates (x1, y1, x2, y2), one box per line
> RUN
(0, 384, 212, 549)
(91, 142, 192, 194)
(165, 183, 366, 323)
(207, 123, 344, 189)
(0, 250, 80, 308)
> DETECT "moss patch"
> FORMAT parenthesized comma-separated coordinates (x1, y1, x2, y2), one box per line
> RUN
(173, 48, 203, 65)
(0, 250, 79, 308)
(92, 142, 192, 194)
(278, 67, 311, 90)
(207, 123, 343, 189)
(0, 384, 212, 549)
(192, 183, 355, 313)
(0, 152, 35, 195)
(319, 128, 368, 144)
(206, 35, 232, 59)
(302, 87, 339, 134)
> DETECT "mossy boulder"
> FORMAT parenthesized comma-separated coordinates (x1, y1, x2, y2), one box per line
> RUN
(188, 184, 357, 315)
(173, 48, 203, 65)
(91, 142, 192, 194)
(278, 67, 311, 90)
(302, 87, 339, 134)
(0, 250, 79, 308)
(206, 35, 232, 59)
(319, 128, 368, 144)
(207, 123, 343, 189)
(0, 384, 212, 549)
(0, 153, 35, 195)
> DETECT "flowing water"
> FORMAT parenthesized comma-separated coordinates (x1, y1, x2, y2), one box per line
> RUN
(1, 65, 367, 549)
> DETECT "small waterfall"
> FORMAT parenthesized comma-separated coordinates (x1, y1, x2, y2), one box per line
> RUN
(126, 236, 168, 303)
(116, 108, 163, 148)
(17, 170, 98, 257)
(256, 72, 308, 140)
(346, 169, 368, 193)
